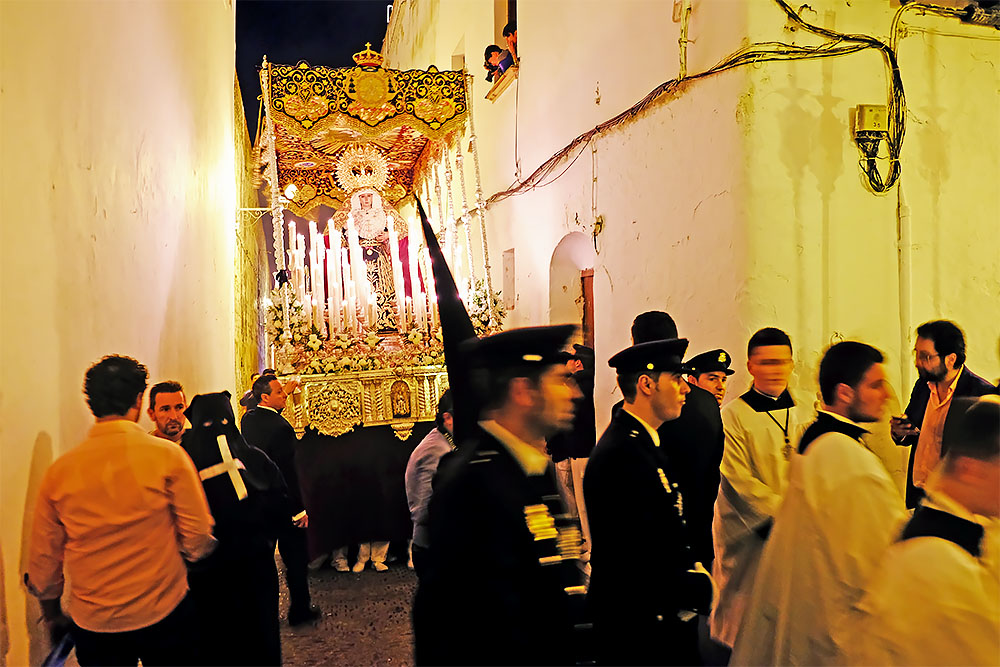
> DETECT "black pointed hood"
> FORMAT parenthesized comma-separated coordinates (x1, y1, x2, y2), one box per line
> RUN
(417, 198, 478, 442)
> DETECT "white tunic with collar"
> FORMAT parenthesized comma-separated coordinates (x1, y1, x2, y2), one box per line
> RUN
(844, 491, 1000, 666)
(709, 388, 814, 647)
(730, 412, 907, 665)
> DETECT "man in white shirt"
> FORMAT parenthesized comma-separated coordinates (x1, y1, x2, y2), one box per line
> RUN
(847, 395, 1000, 666)
(710, 327, 813, 650)
(731, 341, 907, 665)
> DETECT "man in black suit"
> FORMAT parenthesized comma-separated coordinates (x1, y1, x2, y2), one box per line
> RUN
(891, 320, 997, 508)
(413, 325, 589, 666)
(240, 374, 321, 626)
(586, 337, 714, 666)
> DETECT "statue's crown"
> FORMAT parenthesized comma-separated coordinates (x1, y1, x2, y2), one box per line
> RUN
(353, 43, 384, 68)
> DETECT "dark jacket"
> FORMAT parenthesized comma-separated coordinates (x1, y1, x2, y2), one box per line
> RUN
(413, 427, 586, 666)
(585, 409, 713, 666)
(546, 369, 596, 462)
(610, 381, 723, 566)
(896, 366, 997, 508)
(241, 407, 306, 516)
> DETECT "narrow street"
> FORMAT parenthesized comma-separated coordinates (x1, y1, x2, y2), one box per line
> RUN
(279, 561, 417, 666)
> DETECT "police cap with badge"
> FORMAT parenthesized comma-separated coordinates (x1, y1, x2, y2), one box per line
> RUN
(685, 348, 735, 376)
(608, 337, 693, 374)
(463, 324, 577, 370)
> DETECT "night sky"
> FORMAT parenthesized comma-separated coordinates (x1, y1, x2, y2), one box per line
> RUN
(237, 0, 390, 142)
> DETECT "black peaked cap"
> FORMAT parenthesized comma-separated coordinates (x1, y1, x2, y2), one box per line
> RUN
(686, 348, 736, 375)
(464, 324, 577, 370)
(608, 338, 692, 374)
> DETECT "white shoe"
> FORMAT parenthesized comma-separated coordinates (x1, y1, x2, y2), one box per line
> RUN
(373, 562, 389, 572)
(352, 561, 367, 573)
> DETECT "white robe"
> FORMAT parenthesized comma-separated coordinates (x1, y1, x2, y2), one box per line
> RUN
(844, 494, 1000, 666)
(730, 417, 907, 665)
(709, 389, 813, 647)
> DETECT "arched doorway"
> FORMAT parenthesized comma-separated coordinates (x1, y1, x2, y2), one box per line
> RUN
(549, 232, 596, 345)
(548, 232, 596, 562)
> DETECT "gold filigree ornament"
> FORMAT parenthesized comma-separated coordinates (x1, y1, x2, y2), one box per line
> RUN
(305, 379, 363, 437)
(334, 144, 389, 192)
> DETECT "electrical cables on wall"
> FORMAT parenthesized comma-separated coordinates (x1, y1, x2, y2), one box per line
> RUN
(486, 0, 973, 205)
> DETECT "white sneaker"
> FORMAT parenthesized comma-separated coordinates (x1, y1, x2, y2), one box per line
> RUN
(373, 562, 389, 572)
(352, 561, 367, 573)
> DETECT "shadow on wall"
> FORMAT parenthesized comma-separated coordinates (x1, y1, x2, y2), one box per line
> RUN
(18, 432, 55, 667)
(549, 232, 596, 337)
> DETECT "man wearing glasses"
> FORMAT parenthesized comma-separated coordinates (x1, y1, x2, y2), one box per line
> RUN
(891, 320, 997, 508)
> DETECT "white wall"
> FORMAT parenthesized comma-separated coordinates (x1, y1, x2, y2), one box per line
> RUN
(384, 2, 999, 445)
(0, 2, 237, 663)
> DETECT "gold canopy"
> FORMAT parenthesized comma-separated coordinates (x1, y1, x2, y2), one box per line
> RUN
(261, 55, 468, 217)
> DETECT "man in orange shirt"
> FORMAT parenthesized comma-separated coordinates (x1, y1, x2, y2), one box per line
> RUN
(892, 320, 997, 508)
(26, 355, 216, 666)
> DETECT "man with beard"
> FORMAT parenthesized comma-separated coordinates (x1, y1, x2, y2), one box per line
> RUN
(148, 381, 187, 443)
(181, 392, 290, 666)
(731, 342, 907, 665)
(413, 325, 587, 666)
(586, 337, 714, 666)
(892, 320, 997, 508)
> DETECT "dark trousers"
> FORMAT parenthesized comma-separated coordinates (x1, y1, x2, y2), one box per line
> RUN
(277, 522, 311, 613)
(411, 543, 430, 579)
(188, 547, 282, 666)
(72, 595, 197, 667)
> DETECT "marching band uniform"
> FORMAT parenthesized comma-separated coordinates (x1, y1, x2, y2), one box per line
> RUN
(585, 338, 714, 665)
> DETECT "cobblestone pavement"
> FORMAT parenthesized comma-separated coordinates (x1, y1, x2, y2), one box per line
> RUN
(278, 560, 417, 666)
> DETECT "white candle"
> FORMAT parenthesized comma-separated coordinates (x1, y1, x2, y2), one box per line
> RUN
(368, 286, 377, 329)
(422, 248, 438, 329)
(407, 218, 423, 329)
(327, 243, 342, 335)
(345, 216, 369, 327)
(341, 251, 356, 333)
(387, 227, 407, 333)
(297, 233, 307, 307)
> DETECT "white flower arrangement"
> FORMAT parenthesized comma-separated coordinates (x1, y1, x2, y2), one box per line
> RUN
(467, 280, 506, 336)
